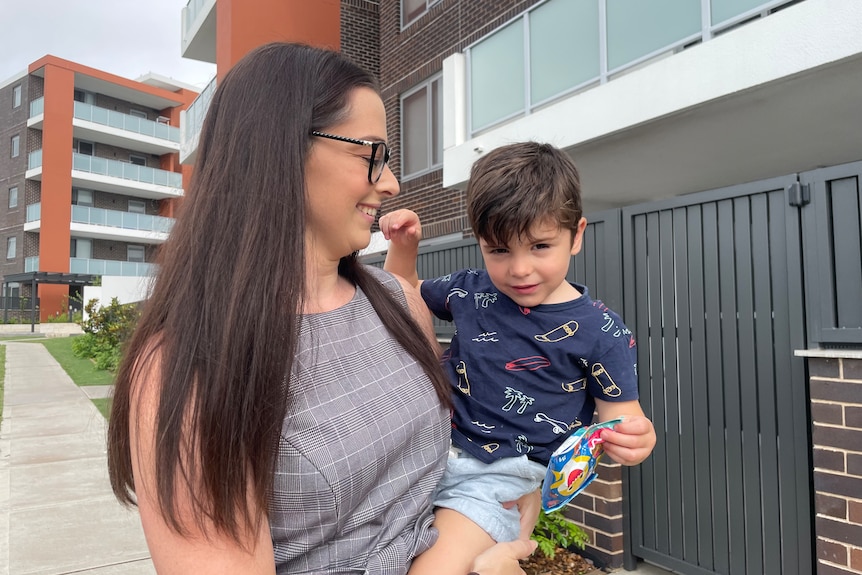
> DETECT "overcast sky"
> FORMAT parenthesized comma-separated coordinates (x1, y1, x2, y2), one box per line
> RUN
(1, 0, 216, 88)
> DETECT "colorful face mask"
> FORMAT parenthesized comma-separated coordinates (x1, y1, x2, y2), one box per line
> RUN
(542, 417, 624, 512)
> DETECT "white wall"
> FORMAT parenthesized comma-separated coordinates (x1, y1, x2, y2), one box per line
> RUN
(82, 275, 151, 321)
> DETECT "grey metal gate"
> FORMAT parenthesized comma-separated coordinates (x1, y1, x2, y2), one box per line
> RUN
(620, 175, 812, 575)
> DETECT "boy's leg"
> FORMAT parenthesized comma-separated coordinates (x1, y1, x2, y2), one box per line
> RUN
(408, 508, 496, 575)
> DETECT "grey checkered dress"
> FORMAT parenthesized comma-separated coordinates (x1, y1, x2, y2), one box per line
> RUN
(270, 266, 449, 574)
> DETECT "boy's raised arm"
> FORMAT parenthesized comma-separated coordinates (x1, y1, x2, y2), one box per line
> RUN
(380, 209, 423, 289)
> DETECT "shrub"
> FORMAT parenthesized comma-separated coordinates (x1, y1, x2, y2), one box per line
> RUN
(73, 297, 139, 372)
(532, 509, 590, 559)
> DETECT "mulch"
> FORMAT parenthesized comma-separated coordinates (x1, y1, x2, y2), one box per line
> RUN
(520, 547, 600, 575)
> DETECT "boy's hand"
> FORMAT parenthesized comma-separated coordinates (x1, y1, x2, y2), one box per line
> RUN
(380, 208, 422, 248)
(598, 415, 656, 466)
(382, 209, 423, 288)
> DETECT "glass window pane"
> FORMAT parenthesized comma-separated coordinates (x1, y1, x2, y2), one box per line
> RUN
(403, 0, 425, 24)
(128, 245, 145, 263)
(11, 135, 20, 158)
(8, 187, 18, 209)
(403, 88, 429, 176)
(712, 0, 770, 26)
(606, 0, 701, 71)
(77, 238, 92, 259)
(431, 79, 442, 167)
(471, 19, 525, 132)
(530, 0, 600, 105)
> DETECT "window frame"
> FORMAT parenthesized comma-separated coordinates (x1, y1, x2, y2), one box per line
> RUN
(129, 153, 147, 166)
(6, 236, 16, 260)
(77, 140, 94, 156)
(12, 84, 22, 108)
(127, 244, 146, 263)
(401, 0, 443, 28)
(399, 73, 443, 181)
(128, 199, 147, 214)
(72, 188, 94, 207)
(8, 186, 18, 209)
(11, 134, 20, 158)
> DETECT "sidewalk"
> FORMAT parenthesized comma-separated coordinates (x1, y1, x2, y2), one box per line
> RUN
(0, 341, 154, 575)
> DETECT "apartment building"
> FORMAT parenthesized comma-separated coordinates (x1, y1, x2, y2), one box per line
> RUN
(0, 57, 196, 322)
(180, 1, 862, 573)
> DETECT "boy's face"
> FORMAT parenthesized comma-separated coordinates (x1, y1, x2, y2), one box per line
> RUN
(478, 217, 587, 308)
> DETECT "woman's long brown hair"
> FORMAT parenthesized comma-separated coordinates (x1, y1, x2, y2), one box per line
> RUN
(107, 42, 450, 542)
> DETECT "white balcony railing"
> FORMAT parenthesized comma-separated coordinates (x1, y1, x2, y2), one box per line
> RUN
(28, 150, 42, 170)
(72, 152, 183, 188)
(26, 202, 174, 235)
(467, 0, 805, 135)
(73, 100, 180, 143)
(70, 258, 155, 277)
(20, 256, 153, 277)
(180, 75, 216, 163)
(71, 205, 174, 234)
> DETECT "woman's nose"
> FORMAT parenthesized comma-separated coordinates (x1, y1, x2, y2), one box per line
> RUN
(376, 163, 400, 197)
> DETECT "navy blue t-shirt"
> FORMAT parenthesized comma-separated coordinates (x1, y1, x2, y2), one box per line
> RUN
(421, 269, 638, 465)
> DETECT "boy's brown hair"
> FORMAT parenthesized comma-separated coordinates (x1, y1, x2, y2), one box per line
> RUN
(467, 141, 582, 245)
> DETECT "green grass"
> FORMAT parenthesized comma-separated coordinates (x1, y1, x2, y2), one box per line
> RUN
(37, 337, 114, 387)
(91, 397, 111, 419)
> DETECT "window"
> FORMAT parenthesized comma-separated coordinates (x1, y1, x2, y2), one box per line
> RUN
(11, 135, 20, 158)
(77, 140, 94, 156)
(129, 109, 147, 119)
(4, 282, 20, 299)
(12, 85, 22, 108)
(401, 75, 442, 179)
(70, 238, 92, 259)
(8, 186, 18, 209)
(73, 89, 94, 104)
(72, 188, 94, 207)
(127, 245, 145, 263)
(6, 236, 16, 259)
(129, 154, 147, 166)
(402, 0, 442, 26)
(128, 199, 146, 214)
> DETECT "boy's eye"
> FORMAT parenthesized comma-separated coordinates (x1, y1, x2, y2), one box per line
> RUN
(534, 243, 551, 250)
(489, 247, 509, 255)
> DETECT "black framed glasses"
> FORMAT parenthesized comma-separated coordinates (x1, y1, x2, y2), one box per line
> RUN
(311, 131, 391, 184)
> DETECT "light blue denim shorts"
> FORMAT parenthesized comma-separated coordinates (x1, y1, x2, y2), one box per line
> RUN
(433, 447, 546, 543)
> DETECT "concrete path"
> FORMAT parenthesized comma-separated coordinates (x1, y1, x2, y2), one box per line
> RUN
(0, 341, 154, 575)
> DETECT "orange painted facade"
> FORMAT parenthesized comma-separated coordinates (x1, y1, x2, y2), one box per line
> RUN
(216, 0, 341, 80)
(24, 57, 195, 321)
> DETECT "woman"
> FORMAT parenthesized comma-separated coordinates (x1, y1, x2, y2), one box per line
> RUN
(107, 42, 536, 574)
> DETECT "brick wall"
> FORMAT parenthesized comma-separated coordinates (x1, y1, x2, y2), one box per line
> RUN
(341, 0, 380, 81)
(0, 74, 31, 281)
(809, 354, 862, 575)
(377, 0, 543, 240)
(563, 460, 625, 569)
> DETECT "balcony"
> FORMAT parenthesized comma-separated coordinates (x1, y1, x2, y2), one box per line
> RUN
(181, 0, 216, 64)
(70, 258, 155, 278)
(26, 151, 183, 200)
(180, 75, 216, 164)
(24, 255, 154, 277)
(28, 98, 180, 155)
(24, 203, 173, 244)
